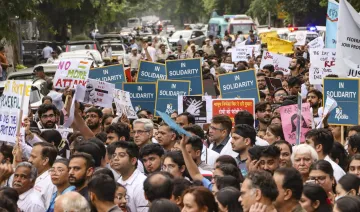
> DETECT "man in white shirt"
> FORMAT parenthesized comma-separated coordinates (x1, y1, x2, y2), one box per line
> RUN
(142, 41, 157, 62)
(42, 44, 53, 60)
(13, 162, 46, 212)
(28, 142, 57, 209)
(116, 142, 149, 212)
(46, 51, 58, 63)
(128, 47, 141, 70)
(305, 128, 346, 181)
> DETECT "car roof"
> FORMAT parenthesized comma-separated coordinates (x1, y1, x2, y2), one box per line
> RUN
(7, 64, 57, 79)
(67, 40, 98, 44)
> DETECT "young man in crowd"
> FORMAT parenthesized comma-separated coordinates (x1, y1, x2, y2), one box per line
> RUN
(258, 145, 281, 175)
(185, 136, 213, 171)
(239, 170, 278, 212)
(255, 102, 272, 132)
(231, 124, 257, 177)
(208, 115, 233, 154)
(306, 89, 323, 128)
(68, 152, 95, 201)
(47, 159, 76, 211)
(115, 142, 149, 212)
(133, 118, 154, 149)
(256, 72, 267, 90)
(105, 123, 130, 145)
(140, 143, 164, 174)
(156, 123, 179, 152)
(85, 107, 103, 135)
(88, 174, 122, 212)
(13, 162, 46, 212)
(274, 167, 306, 212)
(37, 104, 58, 129)
(176, 112, 195, 128)
(289, 56, 306, 77)
(305, 129, 345, 181)
(287, 77, 302, 96)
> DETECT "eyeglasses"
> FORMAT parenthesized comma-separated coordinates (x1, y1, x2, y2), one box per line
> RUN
(133, 130, 149, 135)
(41, 114, 55, 119)
(49, 168, 67, 175)
(112, 152, 128, 159)
(309, 176, 327, 184)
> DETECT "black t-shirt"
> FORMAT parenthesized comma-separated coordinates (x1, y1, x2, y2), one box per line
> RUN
(213, 43, 224, 56)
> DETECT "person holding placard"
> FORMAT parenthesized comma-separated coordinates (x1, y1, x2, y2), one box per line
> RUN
(85, 108, 103, 136)
(255, 102, 272, 132)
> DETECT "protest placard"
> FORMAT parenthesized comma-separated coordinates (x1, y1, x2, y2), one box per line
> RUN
(326, 0, 339, 48)
(245, 45, 261, 57)
(137, 61, 167, 82)
(218, 70, 259, 103)
(334, 0, 360, 78)
(123, 82, 156, 115)
(267, 37, 294, 54)
(309, 48, 336, 84)
(212, 99, 255, 124)
(54, 59, 92, 89)
(76, 79, 115, 108)
(235, 39, 246, 46)
(155, 80, 190, 117)
(114, 89, 137, 119)
(166, 58, 202, 95)
(259, 31, 278, 44)
(323, 78, 360, 125)
(231, 46, 248, 62)
(279, 102, 312, 144)
(295, 31, 306, 46)
(265, 77, 282, 95)
(316, 96, 338, 129)
(260, 51, 292, 75)
(220, 63, 234, 72)
(88, 64, 126, 89)
(203, 79, 217, 97)
(177, 96, 212, 124)
(0, 80, 31, 143)
(308, 37, 325, 49)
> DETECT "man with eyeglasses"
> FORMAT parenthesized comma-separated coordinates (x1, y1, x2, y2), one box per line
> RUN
(85, 107, 103, 136)
(133, 118, 154, 149)
(113, 142, 149, 212)
(208, 115, 233, 154)
(37, 104, 58, 129)
(68, 152, 95, 201)
(47, 159, 75, 212)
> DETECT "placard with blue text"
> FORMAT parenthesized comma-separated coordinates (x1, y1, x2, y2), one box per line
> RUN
(89, 64, 126, 89)
(155, 80, 190, 117)
(323, 78, 360, 125)
(218, 70, 259, 103)
(123, 83, 157, 115)
(137, 61, 167, 82)
(166, 59, 203, 95)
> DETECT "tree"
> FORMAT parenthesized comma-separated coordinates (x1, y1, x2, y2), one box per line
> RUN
(247, 0, 278, 24)
(320, 0, 360, 11)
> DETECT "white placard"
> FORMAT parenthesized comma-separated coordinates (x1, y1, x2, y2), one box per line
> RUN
(295, 31, 306, 46)
(54, 59, 92, 89)
(245, 45, 261, 57)
(114, 89, 137, 119)
(232, 46, 249, 62)
(260, 51, 292, 75)
(309, 48, 336, 84)
(220, 63, 235, 72)
(0, 80, 30, 143)
(308, 37, 324, 49)
(78, 79, 115, 108)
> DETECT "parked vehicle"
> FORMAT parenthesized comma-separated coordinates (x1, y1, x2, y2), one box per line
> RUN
(65, 40, 101, 52)
(168, 30, 206, 51)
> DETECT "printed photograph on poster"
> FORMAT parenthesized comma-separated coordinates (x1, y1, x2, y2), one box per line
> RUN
(81, 79, 115, 108)
(114, 89, 137, 119)
(177, 96, 212, 123)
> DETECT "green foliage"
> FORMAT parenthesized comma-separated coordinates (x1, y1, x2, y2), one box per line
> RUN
(247, 0, 278, 23)
(320, 0, 360, 11)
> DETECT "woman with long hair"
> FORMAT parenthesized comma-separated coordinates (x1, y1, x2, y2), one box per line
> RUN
(182, 186, 218, 212)
(300, 183, 333, 212)
(215, 187, 242, 212)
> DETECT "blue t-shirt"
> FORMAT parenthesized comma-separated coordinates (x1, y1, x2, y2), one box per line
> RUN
(47, 186, 76, 212)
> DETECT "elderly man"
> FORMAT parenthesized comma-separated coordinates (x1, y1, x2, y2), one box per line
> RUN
(13, 162, 46, 212)
(133, 118, 154, 149)
(54, 191, 91, 212)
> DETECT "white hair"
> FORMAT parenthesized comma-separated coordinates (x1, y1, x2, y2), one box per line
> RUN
(133, 118, 154, 131)
(60, 192, 91, 212)
(16, 162, 37, 181)
(291, 144, 318, 163)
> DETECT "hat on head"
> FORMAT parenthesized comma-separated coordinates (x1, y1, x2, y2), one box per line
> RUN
(131, 47, 137, 51)
(190, 43, 196, 47)
(205, 38, 210, 42)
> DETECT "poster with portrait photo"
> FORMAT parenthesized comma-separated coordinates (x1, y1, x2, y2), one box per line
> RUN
(178, 95, 212, 124)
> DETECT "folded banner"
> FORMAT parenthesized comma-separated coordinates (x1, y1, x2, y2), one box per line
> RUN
(267, 37, 294, 54)
(326, 0, 339, 48)
(334, 0, 360, 78)
(259, 31, 278, 44)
